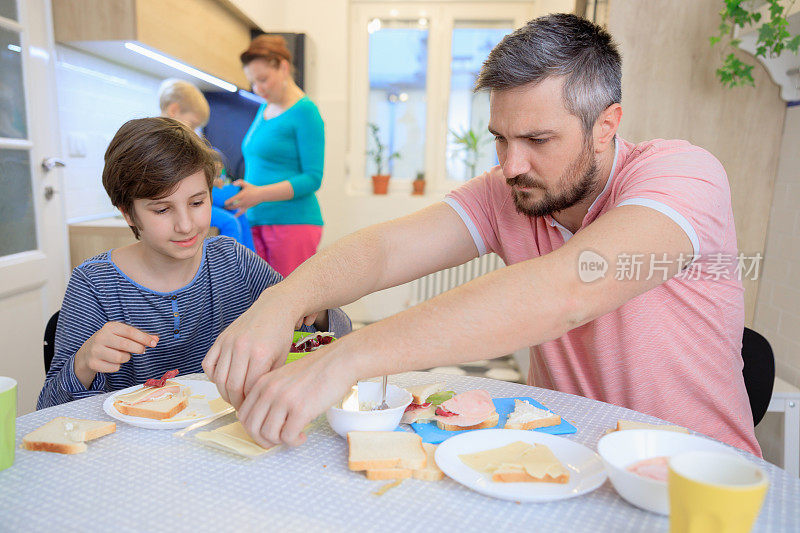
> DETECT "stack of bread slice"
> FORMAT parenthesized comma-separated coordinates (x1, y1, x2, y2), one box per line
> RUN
(22, 417, 116, 454)
(348, 431, 443, 481)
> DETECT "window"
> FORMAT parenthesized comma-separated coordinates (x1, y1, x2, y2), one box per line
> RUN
(446, 22, 511, 181)
(366, 19, 428, 179)
(349, 2, 570, 195)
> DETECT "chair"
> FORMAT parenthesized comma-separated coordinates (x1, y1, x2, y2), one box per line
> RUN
(741, 327, 775, 426)
(43, 310, 59, 374)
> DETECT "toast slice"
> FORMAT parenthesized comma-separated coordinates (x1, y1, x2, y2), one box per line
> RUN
(436, 411, 500, 431)
(348, 431, 426, 471)
(113, 380, 190, 420)
(615, 420, 688, 433)
(504, 399, 561, 430)
(405, 382, 446, 405)
(365, 442, 444, 481)
(22, 417, 116, 454)
(412, 443, 444, 481)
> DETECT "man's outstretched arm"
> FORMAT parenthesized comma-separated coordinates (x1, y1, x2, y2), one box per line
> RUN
(203, 202, 480, 408)
(234, 204, 694, 448)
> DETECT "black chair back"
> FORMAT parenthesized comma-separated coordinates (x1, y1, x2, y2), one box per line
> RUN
(43, 310, 60, 374)
(741, 327, 775, 426)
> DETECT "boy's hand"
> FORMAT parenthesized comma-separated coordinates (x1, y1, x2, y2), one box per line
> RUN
(74, 322, 158, 389)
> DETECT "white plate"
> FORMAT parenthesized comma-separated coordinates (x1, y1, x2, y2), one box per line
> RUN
(102, 379, 226, 429)
(435, 429, 607, 502)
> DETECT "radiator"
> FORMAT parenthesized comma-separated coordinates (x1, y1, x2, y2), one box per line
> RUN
(407, 253, 506, 306)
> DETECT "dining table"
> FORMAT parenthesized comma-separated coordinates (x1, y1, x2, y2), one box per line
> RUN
(1, 371, 798, 532)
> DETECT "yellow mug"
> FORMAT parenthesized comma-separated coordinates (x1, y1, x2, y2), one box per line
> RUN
(668, 451, 768, 533)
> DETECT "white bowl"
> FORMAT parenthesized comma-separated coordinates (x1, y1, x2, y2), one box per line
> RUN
(325, 381, 413, 438)
(597, 429, 738, 515)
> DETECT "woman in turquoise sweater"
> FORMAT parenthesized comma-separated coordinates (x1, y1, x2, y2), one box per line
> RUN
(225, 35, 325, 276)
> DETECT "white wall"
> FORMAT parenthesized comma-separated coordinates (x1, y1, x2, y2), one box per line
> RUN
(55, 45, 162, 223)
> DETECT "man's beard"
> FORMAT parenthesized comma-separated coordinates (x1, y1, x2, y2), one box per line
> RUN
(507, 142, 600, 218)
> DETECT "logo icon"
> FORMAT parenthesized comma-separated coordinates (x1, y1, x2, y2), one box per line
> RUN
(578, 250, 608, 283)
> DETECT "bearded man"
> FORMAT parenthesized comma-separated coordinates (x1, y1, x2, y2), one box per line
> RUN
(203, 14, 759, 456)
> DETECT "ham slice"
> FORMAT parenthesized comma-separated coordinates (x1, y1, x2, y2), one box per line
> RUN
(435, 390, 495, 427)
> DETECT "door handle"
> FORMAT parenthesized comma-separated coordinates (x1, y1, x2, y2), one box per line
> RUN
(41, 157, 66, 172)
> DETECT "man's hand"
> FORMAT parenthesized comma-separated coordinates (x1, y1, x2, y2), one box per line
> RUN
(237, 344, 354, 448)
(74, 322, 158, 388)
(202, 294, 298, 409)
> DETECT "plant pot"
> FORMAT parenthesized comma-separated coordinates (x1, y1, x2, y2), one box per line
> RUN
(412, 180, 425, 195)
(372, 174, 390, 194)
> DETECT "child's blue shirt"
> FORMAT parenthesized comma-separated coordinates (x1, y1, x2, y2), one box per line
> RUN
(37, 236, 351, 408)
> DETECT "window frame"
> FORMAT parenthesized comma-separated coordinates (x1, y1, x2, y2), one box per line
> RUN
(347, 1, 542, 196)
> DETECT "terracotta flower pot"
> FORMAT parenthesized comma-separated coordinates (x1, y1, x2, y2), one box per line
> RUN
(372, 174, 390, 194)
(412, 180, 425, 195)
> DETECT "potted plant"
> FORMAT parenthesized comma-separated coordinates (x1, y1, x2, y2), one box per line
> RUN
(412, 171, 425, 195)
(450, 124, 491, 180)
(366, 122, 400, 194)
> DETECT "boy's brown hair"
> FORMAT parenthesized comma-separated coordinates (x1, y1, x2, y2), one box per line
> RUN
(102, 117, 219, 239)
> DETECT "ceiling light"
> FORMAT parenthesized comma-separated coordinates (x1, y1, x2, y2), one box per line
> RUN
(124, 42, 236, 92)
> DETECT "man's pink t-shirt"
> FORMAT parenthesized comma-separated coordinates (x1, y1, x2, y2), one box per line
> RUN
(445, 136, 760, 456)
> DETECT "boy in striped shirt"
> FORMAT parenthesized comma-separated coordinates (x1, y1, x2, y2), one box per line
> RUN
(38, 117, 350, 409)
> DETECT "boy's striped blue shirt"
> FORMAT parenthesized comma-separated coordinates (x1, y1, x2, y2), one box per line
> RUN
(37, 236, 351, 409)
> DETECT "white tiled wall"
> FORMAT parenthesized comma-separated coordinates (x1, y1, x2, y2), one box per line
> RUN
(55, 45, 162, 222)
(753, 104, 800, 468)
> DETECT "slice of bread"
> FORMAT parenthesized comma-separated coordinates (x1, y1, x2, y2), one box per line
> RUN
(405, 382, 446, 405)
(348, 431, 426, 471)
(400, 404, 436, 424)
(114, 382, 190, 420)
(491, 463, 569, 484)
(504, 399, 561, 430)
(436, 411, 499, 432)
(365, 468, 413, 480)
(22, 417, 116, 454)
(615, 420, 688, 433)
(412, 443, 444, 481)
(365, 442, 444, 481)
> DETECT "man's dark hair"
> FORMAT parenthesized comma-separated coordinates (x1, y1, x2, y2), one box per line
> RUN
(475, 13, 622, 134)
(102, 117, 218, 239)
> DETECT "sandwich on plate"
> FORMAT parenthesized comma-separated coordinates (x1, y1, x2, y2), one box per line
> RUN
(113, 369, 190, 420)
(433, 389, 499, 431)
(401, 382, 455, 424)
(459, 440, 570, 484)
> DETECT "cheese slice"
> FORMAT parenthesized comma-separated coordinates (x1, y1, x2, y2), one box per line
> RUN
(459, 441, 531, 475)
(196, 421, 277, 458)
(208, 397, 232, 414)
(459, 441, 568, 482)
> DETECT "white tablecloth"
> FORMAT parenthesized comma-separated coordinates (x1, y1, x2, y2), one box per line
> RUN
(1, 372, 798, 532)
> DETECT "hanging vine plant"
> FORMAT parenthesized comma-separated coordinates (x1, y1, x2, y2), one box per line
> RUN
(710, 0, 800, 88)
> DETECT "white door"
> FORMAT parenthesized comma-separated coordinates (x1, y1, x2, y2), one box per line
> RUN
(0, 0, 68, 414)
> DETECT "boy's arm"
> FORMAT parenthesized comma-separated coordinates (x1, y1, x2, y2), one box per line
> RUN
(37, 271, 111, 409)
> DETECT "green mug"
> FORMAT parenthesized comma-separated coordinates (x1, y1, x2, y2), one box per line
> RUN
(0, 377, 17, 472)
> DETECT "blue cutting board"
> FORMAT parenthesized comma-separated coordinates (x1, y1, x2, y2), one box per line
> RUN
(408, 397, 577, 444)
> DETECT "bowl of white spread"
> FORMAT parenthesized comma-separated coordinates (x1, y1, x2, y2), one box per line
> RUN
(326, 380, 413, 437)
